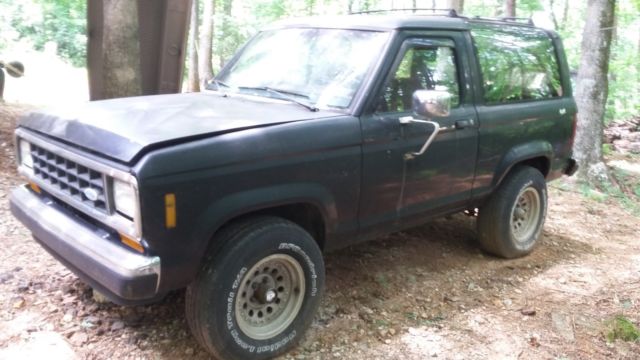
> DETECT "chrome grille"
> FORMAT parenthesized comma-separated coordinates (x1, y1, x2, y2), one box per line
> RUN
(30, 144, 108, 213)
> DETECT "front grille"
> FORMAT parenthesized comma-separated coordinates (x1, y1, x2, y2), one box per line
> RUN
(30, 144, 108, 213)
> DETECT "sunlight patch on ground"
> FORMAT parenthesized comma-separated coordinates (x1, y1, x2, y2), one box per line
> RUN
(609, 160, 640, 176)
(2, 43, 88, 107)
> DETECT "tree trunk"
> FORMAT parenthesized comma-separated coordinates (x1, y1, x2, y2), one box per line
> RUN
(446, 0, 464, 13)
(187, 0, 200, 92)
(560, 0, 569, 30)
(199, 0, 215, 85)
(548, 0, 559, 30)
(573, 0, 616, 183)
(102, 0, 141, 99)
(0, 68, 4, 101)
(219, 0, 233, 69)
(504, 0, 516, 17)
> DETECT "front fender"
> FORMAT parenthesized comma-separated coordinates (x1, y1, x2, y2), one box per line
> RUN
(192, 183, 338, 247)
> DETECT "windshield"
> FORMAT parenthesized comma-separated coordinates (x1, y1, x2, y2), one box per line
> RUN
(215, 28, 389, 109)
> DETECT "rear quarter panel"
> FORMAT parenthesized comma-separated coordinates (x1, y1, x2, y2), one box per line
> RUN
(469, 26, 577, 199)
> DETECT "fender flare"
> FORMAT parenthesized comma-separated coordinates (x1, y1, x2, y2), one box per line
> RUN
(492, 141, 553, 189)
(190, 182, 337, 256)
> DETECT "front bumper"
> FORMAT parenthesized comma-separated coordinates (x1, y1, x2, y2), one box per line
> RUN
(10, 186, 161, 305)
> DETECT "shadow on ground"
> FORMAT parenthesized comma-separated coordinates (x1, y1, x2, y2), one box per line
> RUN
(47, 213, 592, 359)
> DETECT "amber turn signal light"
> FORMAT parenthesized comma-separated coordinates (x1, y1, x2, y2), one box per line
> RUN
(165, 193, 176, 229)
(120, 233, 144, 253)
(29, 182, 41, 194)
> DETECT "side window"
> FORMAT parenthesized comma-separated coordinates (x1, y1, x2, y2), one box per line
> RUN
(471, 25, 563, 103)
(377, 43, 460, 113)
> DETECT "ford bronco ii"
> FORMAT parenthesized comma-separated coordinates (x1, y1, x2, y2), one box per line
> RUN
(11, 11, 578, 360)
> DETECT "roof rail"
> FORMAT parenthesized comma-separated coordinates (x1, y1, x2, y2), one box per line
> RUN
(472, 15, 534, 26)
(349, 8, 459, 17)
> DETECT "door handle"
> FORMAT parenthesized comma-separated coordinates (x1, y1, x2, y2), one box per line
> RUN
(455, 119, 475, 129)
(398, 117, 440, 160)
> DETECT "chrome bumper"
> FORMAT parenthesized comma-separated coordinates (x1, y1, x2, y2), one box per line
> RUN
(10, 186, 161, 304)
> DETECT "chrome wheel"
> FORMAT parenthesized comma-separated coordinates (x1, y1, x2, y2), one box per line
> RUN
(510, 187, 541, 243)
(235, 254, 305, 340)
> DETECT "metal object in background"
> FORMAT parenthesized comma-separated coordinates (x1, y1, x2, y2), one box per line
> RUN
(87, 0, 192, 100)
(0, 60, 25, 100)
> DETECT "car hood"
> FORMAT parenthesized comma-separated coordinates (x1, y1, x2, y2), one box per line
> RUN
(19, 92, 340, 163)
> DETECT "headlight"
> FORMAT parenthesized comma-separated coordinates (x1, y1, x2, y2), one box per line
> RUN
(113, 179, 136, 219)
(19, 140, 33, 168)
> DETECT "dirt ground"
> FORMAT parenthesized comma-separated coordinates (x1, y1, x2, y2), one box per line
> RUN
(1, 103, 639, 360)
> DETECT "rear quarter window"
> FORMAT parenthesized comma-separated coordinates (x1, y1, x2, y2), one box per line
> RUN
(471, 24, 563, 104)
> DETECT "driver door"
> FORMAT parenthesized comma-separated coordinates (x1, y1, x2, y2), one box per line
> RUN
(358, 34, 478, 233)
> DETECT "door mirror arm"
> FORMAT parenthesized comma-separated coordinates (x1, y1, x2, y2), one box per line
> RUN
(398, 117, 440, 160)
(398, 89, 452, 160)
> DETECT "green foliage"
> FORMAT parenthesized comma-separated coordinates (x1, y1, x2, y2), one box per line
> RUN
(465, 0, 502, 17)
(605, 315, 640, 343)
(0, 0, 638, 124)
(252, 0, 289, 22)
(579, 166, 640, 216)
(557, 0, 639, 123)
(517, 0, 543, 15)
(605, 1, 640, 123)
(0, 1, 38, 51)
(0, 0, 86, 67)
(35, 0, 86, 67)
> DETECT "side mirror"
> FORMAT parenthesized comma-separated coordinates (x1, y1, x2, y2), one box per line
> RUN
(412, 90, 451, 119)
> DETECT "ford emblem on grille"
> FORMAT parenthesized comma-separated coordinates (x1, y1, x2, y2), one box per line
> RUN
(83, 188, 99, 202)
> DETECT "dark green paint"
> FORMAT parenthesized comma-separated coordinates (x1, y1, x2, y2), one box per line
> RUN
(16, 17, 577, 297)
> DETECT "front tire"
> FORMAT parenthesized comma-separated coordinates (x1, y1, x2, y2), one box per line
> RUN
(186, 217, 325, 360)
(477, 166, 548, 258)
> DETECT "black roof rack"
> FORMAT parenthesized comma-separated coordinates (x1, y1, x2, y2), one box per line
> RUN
(349, 8, 459, 17)
(348, 8, 537, 27)
(471, 15, 535, 26)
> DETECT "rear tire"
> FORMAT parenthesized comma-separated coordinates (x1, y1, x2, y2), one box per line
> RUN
(186, 217, 325, 360)
(477, 166, 547, 258)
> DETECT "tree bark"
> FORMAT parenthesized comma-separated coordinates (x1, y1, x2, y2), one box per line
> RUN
(446, 0, 464, 13)
(219, 0, 233, 69)
(102, 0, 141, 99)
(560, 0, 569, 30)
(199, 0, 215, 85)
(548, 0, 559, 30)
(187, 0, 200, 92)
(573, 0, 616, 183)
(504, 0, 516, 17)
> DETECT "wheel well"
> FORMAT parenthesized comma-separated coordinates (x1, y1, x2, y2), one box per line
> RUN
(221, 204, 326, 250)
(518, 156, 550, 178)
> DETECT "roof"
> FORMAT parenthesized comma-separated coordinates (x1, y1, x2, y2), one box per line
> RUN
(267, 14, 540, 32)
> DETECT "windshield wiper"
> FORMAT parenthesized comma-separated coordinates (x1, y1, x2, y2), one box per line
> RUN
(207, 79, 230, 91)
(237, 86, 319, 112)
